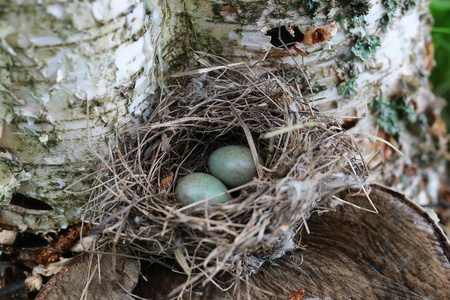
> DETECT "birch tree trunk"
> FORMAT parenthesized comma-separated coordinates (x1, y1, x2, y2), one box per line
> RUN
(0, 0, 446, 232)
(0, 0, 168, 230)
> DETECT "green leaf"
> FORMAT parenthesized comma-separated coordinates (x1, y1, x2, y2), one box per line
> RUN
(430, 0, 450, 127)
(432, 27, 450, 34)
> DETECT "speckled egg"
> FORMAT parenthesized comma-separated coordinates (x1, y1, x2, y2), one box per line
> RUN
(208, 145, 261, 188)
(175, 172, 231, 205)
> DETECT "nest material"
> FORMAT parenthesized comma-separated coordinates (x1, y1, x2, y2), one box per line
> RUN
(85, 57, 368, 292)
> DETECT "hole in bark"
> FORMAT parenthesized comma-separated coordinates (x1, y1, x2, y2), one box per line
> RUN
(16, 233, 49, 248)
(311, 28, 326, 44)
(341, 118, 359, 130)
(9, 194, 53, 211)
(266, 25, 304, 48)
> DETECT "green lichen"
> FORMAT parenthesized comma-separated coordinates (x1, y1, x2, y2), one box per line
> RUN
(370, 96, 417, 136)
(336, 0, 370, 17)
(270, 0, 327, 18)
(404, 0, 417, 11)
(0, 47, 13, 68)
(268, 0, 312, 18)
(350, 15, 367, 28)
(348, 0, 370, 16)
(380, 15, 390, 33)
(351, 35, 381, 61)
(305, 0, 325, 14)
(337, 77, 357, 95)
(334, 12, 345, 23)
(384, 0, 401, 19)
(381, 0, 416, 31)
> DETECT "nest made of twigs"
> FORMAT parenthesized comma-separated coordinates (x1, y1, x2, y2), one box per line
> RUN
(84, 56, 368, 294)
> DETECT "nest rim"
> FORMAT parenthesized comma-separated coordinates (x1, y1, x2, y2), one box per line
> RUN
(81, 56, 369, 294)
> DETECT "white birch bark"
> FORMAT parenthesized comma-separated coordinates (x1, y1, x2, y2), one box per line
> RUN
(182, 0, 446, 206)
(0, 0, 173, 230)
(0, 0, 445, 231)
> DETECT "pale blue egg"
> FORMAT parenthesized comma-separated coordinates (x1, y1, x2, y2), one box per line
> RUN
(208, 145, 261, 188)
(175, 172, 230, 205)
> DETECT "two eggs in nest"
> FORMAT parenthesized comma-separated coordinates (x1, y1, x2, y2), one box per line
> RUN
(175, 145, 261, 205)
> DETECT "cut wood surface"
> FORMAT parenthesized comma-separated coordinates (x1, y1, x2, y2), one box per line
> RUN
(35, 253, 140, 300)
(134, 185, 450, 299)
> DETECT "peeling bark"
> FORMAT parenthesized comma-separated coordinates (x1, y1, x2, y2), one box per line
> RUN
(0, 0, 167, 230)
(0, 0, 446, 231)
(180, 0, 446, 207)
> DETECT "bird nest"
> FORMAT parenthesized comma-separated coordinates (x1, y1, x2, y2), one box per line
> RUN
(84, 57, 368, 295)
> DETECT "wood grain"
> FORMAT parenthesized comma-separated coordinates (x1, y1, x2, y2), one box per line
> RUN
(36, 253, 140, 300)
(136, 185, 450, 299)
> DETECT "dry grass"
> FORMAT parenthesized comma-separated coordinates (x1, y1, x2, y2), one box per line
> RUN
(82, 54, 368, 297)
